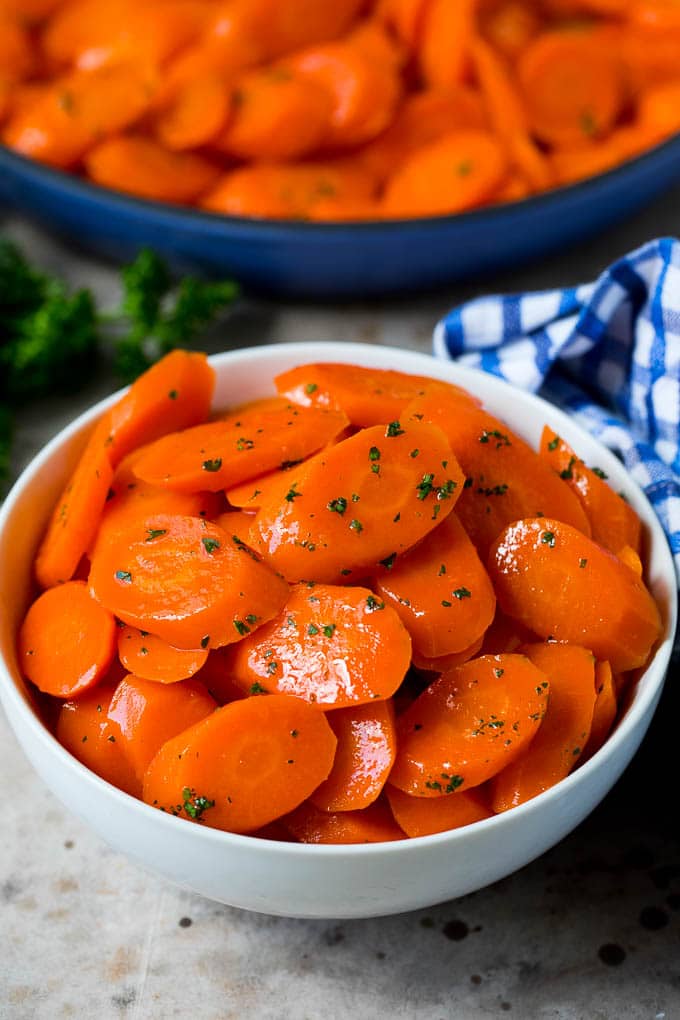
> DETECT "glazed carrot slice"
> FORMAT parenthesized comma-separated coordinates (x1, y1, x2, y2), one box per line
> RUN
(347, 17, 408, 69)
(285, 40, 402, 148)
(620, 25, 680, 92)
(358, 87, 488, 184)
(418, 0, 474, 89)
(211, 510, 256, 549)
(35, 428, 114, 590)
(389, 653, 550, 796)
(283, 798, 405, 843)
(155, 73, 233, 151)
(386, 785, 492, 837)
(216, 66, 331, 160)
(275, 363, 473, 428)
(410, 635, 484, 673)
(637, 80, 680, 141)
(309, 700, 397, 811)
(4, 62, 155, 168)
(517, 28, 624, 146)
(142, 694, 337, 833)
(132, 399, 349, 493)
(57, 682, 141, 797)
(628, 0, 680, 29)
(85, 135, 219, 203)
(480, 1, 542, 59)
(94, 350, 215, 469)
(116, 625, 208, 683)
(0, 16, 33, 81)
(192, 647, 247, 704)
(549, 126, 658, 186)
(223, 583, 412, 708)
(250, 421, 463, 583)
(19, 580, 116, 698)
(107, 674, 216, 781)
(405, 388, 591, 558)
(89, 514, 289, 650)
(618, 545, 642, 576)
(540, 426, 642, 554)
(201, 159, 376, 219)
(488, 517, 663, 672)
(479, 607, 535, 655)
(581, 660, 618, 762)
(374, 511, 496, 659)
(382, 130, 509, 218)
(490, 642, 597, 811)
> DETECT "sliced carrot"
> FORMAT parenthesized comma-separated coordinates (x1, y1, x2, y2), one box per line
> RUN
(618, 545, 643, 576)
(85, 135, 220, 203)
(283, 798, 405, 843)
(222, 583, 412, 708)
(549, 125, 658, 185)
(479, 606, 535, 655)
(620, 25, 680, 92)
(4, 62, 155, 168)
(374, 0, 431, 49)
(410, 635, 484, 673)
(374, 511, 496, 659)
(492, 172, 531, 204)
(0, 15, 33, 81)
(405, 388, 591, 558)
(116, 625, 208, 683)
(94, 350, 215, 469)
(628, 1, 680, 30)
(132, 399, 349, 493)
(192, 647, 247, 704)
(382, 129, 508, 218)
(215, 66, 331, 160)
(275, 363, 473, 428)
(488, 517, 663, 672)
(479, 0, 542, 59)
(581, 660, 618, 762)
(35, 427, 114, 589)
(142, 693, 337, 833)
(309, 700, 397, 811)
(637, 80, 680, 141)
(388, 653, 550, 796)
(490, 643, 597, 811)
(358, 87, 488, 184)
(107, 674, 216, 781)
(155, 73, 233, 151)
(347, 17, 408, 69)
(56, 682, 141, 797)
(386, 784, 492, 837)
(250, 421, 463, 583)
(517, 27, 625, 146)
(540, 426, 642, 554)
(19, 580, 116, 698)
(418, 0, 474, 89)
(89, 513, 290, 650)
(201, 159, 376, 219)
(211, 510, 257, 549)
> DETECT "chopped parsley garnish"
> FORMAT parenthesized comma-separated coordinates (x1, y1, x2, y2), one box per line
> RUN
(560, 456, 576, 480)
(366, 595, 385, 612)
(168, 389, 178, 400)
(304, 382, 318, 394)
(182, 787, 215, 821)
(476, 483, 508, 497)
(547, 435, 560, 451)
(591, 466, 608, 479)
(200, 635, 210, 649)
(291, 729, 299, 738)
(541, 531, 556, 547)
(233, 619, 251, 636)
(322, 624, 336, 638)
(236, 437, 254, 451)
(201, 537, 220, 554)
(308, 623, 319, 636)
(327, 496, 348, 515)
(441, 773, 464, 794)
(416, 472, 435, 500)
(349, 518, 363, 533)
(146, 528, 167, 541)
(379, 552, 397, 570)
(452, 587, 471, 600)
(250, 682, 267, 694)
(369, 446, 381, 462)
(386, 421, 404, 437)
(479, 428, 511, 448)
(202, 458, 222, 472)
(494, 668, 504, 678)
(285, 484, 301, 502)
(438, 564, 447, 576)
(579, 558, 588, 568)
(245, 614, 258, 625)
(410, 449, 420, 458)
(441, 599, 452, 607)
(115, 570, 132, 584)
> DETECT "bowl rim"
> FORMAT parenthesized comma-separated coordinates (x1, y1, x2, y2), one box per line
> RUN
(2, 130, 680, 233)
(0, 340, 676, 857)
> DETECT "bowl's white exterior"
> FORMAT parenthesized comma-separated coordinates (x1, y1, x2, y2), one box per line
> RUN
(0, 342, 676, 919)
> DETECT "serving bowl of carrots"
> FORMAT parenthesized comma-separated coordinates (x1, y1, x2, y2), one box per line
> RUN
(0, 341, 676, 918)
(2, 1, 680, 296)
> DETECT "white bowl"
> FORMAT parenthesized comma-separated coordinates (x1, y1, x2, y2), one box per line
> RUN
(0, 342, 676, 919)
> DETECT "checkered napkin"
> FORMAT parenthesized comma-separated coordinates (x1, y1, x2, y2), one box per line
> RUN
(432, 237, 680, 584)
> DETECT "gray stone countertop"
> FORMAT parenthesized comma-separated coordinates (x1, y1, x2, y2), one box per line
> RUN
(2, 203, 680, 1020)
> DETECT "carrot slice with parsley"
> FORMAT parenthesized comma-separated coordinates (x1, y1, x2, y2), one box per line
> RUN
(216, 65, 331, 160)
(386, 785, 492, 837)
(389, 653, 550, 796)
(410, 635, 484, 673)
(250, 420, 463, 583)
(93, 350, 215, 469)
(374, 510, 496, 659)
(517, 27, 624, 146)
(309, 700, 397, 811)
(581, 660, 618, 763)
(540, 426, 642, 554)
(89, 513, 289, 650)
(488, 517, 663, 673)
(19, 579, 116, 698)
(35, 429, 114, 590)
(382, 129, 509, 218)
(155, 72, 233, 151)
(116, 625, 209, 683)
(275, 363, 471, 428)
(57, 682, 141, 798)
(490, 643, 597, 811)
(223, 583, 412, 708)
(108, 674, 216, 781)
(418, 0, 474, 89)
(405, 388, 591, 558)
(283, 798, 405, 843)
(142, 693, 337, 833)
(85, 135, 220, 203)
(132, 399, 349, 493)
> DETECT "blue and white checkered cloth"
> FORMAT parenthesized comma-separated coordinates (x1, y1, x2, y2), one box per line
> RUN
(433, 237, 680, 584)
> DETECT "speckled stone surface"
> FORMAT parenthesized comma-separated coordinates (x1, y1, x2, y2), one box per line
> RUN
(2, 204, 680, 1020)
